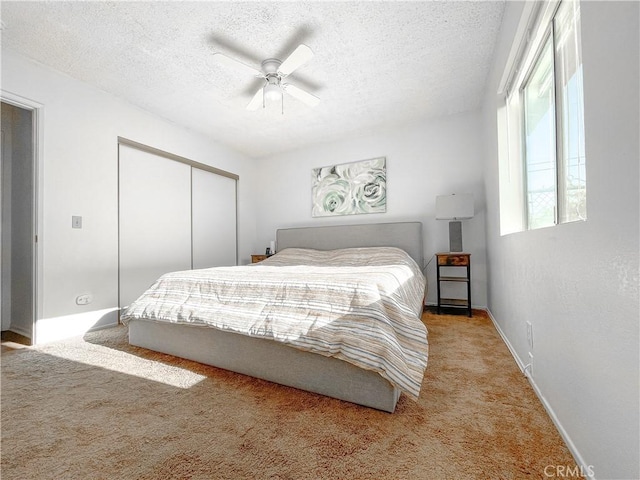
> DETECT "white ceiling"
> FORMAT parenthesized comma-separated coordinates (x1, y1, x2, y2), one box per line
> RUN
(1, 1, 505, 158)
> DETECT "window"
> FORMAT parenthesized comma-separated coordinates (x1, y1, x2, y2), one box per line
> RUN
(554, 0, 586, 223)
(523, 35, 557, 229)
(498, 0, 586, 233)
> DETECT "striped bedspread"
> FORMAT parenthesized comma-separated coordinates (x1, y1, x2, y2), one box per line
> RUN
(121, 247, 429, 400)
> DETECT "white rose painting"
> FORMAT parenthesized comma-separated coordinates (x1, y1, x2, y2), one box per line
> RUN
(311, 157, 386, 217)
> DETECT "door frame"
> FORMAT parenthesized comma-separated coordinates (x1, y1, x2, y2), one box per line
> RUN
(1, 90, 44, 345)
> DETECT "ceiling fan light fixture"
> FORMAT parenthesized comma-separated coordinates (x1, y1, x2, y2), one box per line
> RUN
(220, 44, 319, 113)
(263, 82, 282, 103)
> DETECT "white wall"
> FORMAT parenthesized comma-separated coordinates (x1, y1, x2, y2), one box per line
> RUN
(1, 49, 257, 343)
(482, 2, 639, 479)
(1, 104, 14, 332)
(254, 112, 488, 307)
(1, 102, 34, 337)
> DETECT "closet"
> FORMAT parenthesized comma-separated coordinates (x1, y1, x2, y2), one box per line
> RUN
(118, 139, 237, 308)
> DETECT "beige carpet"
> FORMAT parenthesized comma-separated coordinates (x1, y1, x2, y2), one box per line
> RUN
(1, 312, 576, 479)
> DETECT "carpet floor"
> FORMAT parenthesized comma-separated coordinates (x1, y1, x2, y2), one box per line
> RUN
(1, 311, 576, 479)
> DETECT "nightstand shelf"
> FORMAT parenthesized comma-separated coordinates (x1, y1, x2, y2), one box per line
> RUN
(436, 253, 471, 317)
(438, 276, 469, 282)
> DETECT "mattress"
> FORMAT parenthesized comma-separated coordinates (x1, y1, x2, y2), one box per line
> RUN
(121, 246, 429, 400)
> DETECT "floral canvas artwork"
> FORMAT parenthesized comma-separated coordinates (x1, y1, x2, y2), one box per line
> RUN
(311, 157, 386, 217)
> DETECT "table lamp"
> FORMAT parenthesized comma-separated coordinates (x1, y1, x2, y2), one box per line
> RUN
(436, 193, 474, 252)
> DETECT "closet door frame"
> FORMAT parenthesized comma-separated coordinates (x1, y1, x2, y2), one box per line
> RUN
(1, 91, 44, 345)
(117, 137, 239, 308)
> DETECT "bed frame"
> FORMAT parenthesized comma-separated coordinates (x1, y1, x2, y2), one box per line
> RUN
(127, 221, 424, 412)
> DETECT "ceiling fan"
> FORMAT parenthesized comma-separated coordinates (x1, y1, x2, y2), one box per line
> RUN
(213, 44, 320, 112)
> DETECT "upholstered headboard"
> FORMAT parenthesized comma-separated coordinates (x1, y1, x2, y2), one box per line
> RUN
(276, 222, 424, 268)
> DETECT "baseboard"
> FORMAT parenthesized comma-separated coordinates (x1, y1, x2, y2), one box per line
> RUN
(1, 329, 31, 346)
(485, 308, 594, 480)
(35, 308, 119, 344)
(6, 324, 32, 340)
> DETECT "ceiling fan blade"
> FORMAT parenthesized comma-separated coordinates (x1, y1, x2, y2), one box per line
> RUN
(282, 83, 320, 107)
(213, 52, 263, 77)
(277, 44, 314, 76)
(246, 87, 264, 111)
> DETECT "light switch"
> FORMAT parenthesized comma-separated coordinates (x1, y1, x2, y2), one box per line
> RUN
(72, 216, 82, 229)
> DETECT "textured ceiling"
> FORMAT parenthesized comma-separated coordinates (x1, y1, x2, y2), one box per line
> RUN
(1, 1, 505, 158)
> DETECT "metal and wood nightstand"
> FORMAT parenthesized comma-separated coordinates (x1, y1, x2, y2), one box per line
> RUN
(251, 254, 271, 263)
(436, 253, 471, 317)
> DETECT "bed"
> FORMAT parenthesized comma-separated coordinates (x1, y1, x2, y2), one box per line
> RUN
(121, 222, 428, 412)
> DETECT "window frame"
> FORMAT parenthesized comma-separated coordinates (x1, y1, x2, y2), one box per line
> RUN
(520, 27, 558, 230)
(497, 0, 586, 234)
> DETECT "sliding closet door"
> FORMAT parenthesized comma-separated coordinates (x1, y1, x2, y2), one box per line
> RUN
(192, 168, 237, 269)
(119, 144, 192, 307)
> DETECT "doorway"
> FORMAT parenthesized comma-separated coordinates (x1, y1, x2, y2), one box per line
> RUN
(1, 100, 36, 345)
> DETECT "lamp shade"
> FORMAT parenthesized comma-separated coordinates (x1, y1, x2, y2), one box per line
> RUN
(436, 194, 474, 220)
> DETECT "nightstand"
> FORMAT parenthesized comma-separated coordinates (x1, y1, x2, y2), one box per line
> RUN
(436, 253, 471, 317)
(251, 254, 270, 263)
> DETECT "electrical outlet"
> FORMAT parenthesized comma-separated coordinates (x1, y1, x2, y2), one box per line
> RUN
(72, 216, 82, 229)
(528, 352, 534, 377)
(526, 321, 533, 350)
(76, 294, 93, 305)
